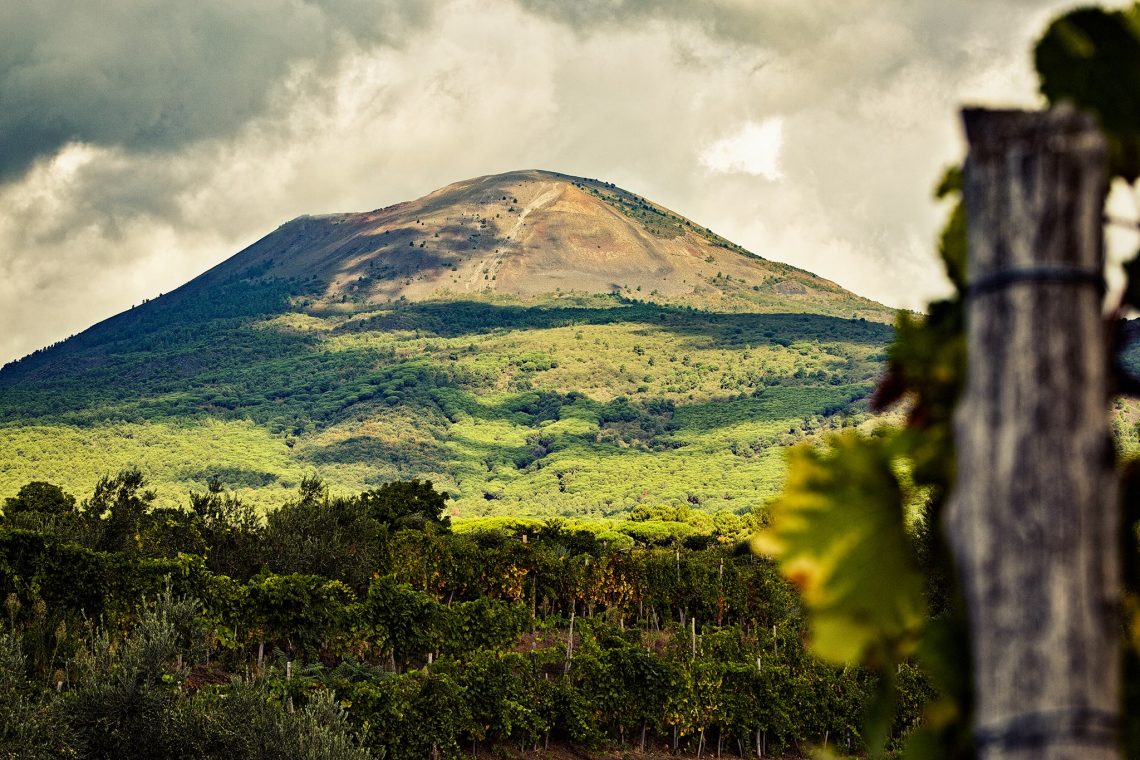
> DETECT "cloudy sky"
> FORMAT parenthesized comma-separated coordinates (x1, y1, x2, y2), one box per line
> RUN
(0, 0, 1110, 365)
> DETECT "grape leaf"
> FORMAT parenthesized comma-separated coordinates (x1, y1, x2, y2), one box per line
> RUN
(1035, 4, 1140, 181)
(754, 431, 927, 666)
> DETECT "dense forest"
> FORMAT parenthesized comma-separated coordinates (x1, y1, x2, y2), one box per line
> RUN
(0, 471, 931, 759)
(0, 287, 892, 517)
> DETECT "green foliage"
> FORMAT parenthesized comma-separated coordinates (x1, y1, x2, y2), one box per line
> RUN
(357, 479, 450, 530)
(0, 289, 892, 517)
(0, 630, 75, 758)
(442, 597, 526, 655)
(756, 432, 926, 667)
(0, 482, 87, 544)
(1035, 3, 1140, 180)
(754, 210, 970, 760)
(262, 480, 389, 590)
(0, 467, 935, 757)
(3, 482, 76, 517)
(188, 481, 264, 578)
(359, 576, 444, 667)
(85, 468, 156, 555)
(245, 573, 354, 658)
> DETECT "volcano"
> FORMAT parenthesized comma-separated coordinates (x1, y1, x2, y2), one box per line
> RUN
(0, 170, 894, 517)
(172, 169, 887, 315)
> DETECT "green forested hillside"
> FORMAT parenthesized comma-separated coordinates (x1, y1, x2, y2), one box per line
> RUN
(0, 171, 894, 518)
(0, 292, 890, 516)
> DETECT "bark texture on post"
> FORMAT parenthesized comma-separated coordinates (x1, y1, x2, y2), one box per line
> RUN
(949, 107, 1118, 760)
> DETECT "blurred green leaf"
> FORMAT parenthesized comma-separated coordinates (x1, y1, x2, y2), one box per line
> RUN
(1035, 4, 1140, 180)
(933, 167, 967, 293)
(754, 431, 926, 667)
(1123, 250, 1140, 311)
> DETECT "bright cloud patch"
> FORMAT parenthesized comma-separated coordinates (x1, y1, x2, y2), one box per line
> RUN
(700, 118, 785, 180)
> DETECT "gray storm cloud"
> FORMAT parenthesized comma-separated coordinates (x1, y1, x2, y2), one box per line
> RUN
(516, 0, 1055, 57)
(0, 0, 1093, 367)
(0, 0, 430, 182)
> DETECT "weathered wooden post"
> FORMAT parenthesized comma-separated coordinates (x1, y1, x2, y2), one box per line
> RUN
(950, 107, 1119, 759)
(564, 608, 575, 674)
(286, 658, 294, 713)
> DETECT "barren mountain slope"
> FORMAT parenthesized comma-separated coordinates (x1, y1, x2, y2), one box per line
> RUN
(189, 170, 890, 320)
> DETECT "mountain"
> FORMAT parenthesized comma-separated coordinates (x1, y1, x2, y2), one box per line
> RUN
(0, 170, 895, 519)
(173, 169, 890, 314)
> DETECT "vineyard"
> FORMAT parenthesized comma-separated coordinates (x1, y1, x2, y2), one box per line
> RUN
(0, 472, 929, 759)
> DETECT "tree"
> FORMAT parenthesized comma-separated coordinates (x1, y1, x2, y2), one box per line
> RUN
(357, 479, 451, 531)
(1, 482, 85, 543)
(188, 480, 264, 579)
(3, 482, 76, 516)
(84, 468, 156, 555)
(263, 478, 388, 589)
